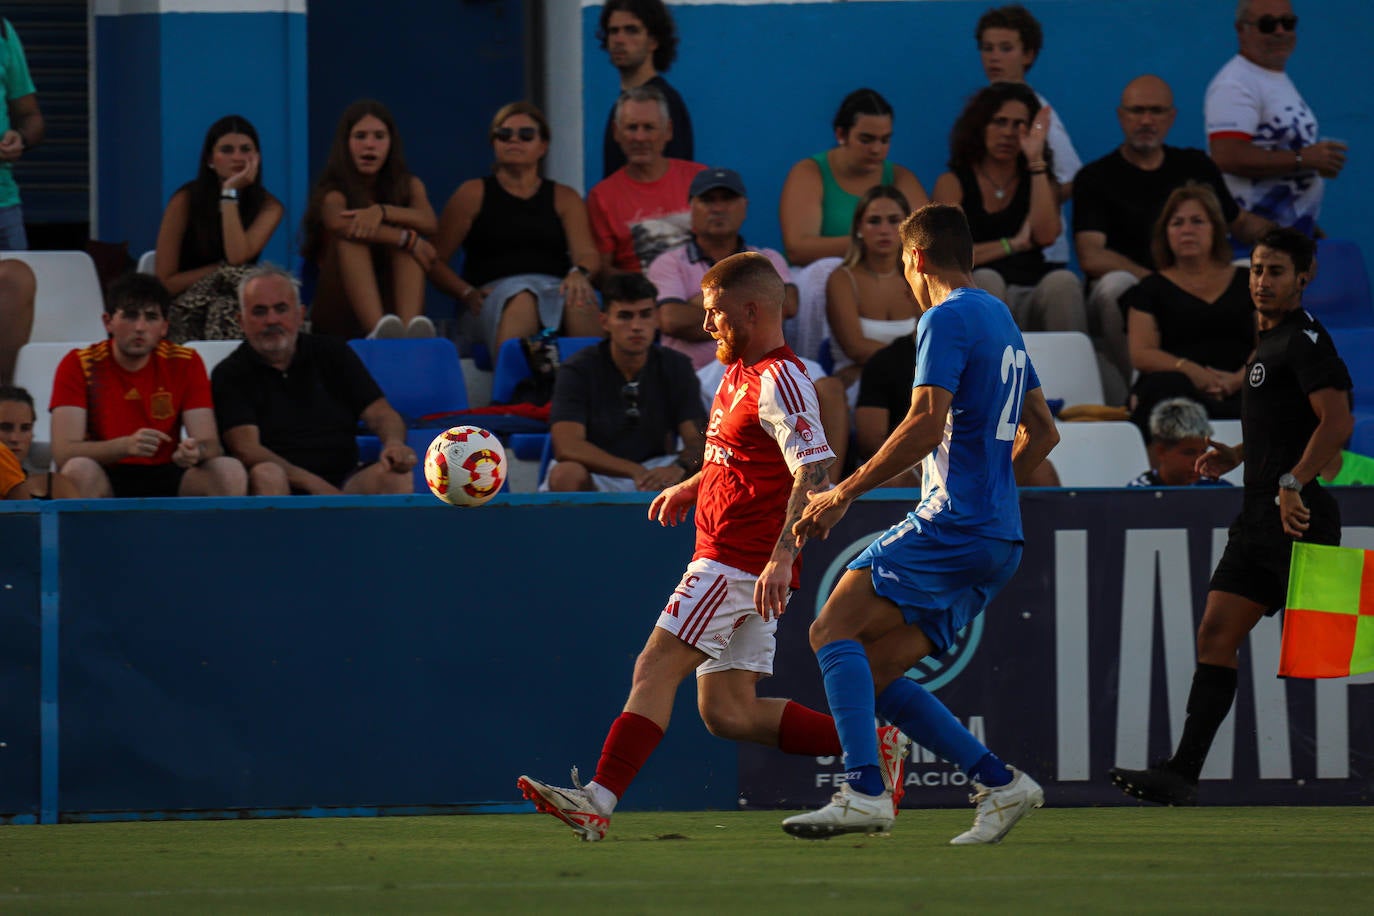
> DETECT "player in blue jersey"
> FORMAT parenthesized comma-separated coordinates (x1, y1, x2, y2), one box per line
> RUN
(782, 204, 1059, 843)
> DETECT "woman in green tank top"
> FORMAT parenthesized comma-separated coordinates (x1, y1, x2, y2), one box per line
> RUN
(779, 88, 928, 267)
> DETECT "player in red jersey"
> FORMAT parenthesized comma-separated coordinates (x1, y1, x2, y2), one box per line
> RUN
(519, 252, 909, 840)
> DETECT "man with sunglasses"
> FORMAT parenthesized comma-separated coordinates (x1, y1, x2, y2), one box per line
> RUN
(543, 271, 705, 493)
(1205, 0, 1346, 241)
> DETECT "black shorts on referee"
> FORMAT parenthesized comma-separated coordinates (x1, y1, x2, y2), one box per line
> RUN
(1209, 493, 1340, 614)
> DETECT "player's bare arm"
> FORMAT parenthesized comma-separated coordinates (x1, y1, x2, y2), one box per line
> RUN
(648, 472, 701, 527)
(1011, 387, 1059, 483)
(794, 385, 950, 545)
(755, 457, 834, 621)
(1196, 438, 1244, 478)
(1279, 387, 1354, 539)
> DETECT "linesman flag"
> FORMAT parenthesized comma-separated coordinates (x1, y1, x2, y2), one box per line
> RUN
(1279, 542, 1374, 678)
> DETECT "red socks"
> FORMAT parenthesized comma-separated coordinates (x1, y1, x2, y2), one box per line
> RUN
(593, 712, 665, 799)
(777, 701, 842, 756)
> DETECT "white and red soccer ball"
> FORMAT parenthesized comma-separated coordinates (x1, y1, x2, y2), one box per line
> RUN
(424, 426, 507, 507)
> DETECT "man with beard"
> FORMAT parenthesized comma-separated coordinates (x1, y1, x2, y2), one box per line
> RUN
(211, 264, 416, 495)
(1074, 74, 1273, 387)
(49, 273, 245, 499)
(519, 252, 910, 841)
(1111, 228, 1353, 805)
(543, 271, 706, 492)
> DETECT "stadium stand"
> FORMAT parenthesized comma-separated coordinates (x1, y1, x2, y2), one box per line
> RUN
(1051, 421, 1149, 487)
(1024, 331, 1105, 407)
(5, 251, 106, 343)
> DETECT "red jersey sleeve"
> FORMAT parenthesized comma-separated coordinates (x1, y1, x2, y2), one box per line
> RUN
(49, 348, 90, 412)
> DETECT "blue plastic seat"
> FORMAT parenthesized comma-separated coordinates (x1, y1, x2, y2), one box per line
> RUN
(348, 338, 469, 422)
(1305, 239, 1374, 329)
(491, 335, 603, 404)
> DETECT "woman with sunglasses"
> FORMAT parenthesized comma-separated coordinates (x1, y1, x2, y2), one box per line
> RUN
(154, 115, 283, 342)
(1204, 1, 1344, 244)
(778, 88, 928, 267)
(430, 102, 601, 358)
(301, 99, 438, 339)
(933, 83, 1087, 340)
(824, 185, 917, 396)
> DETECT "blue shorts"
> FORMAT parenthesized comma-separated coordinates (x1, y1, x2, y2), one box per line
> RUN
(848, 514, 1022, 654)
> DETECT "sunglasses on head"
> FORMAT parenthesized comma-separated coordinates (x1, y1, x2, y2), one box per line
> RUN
(493, 126, 538, 143)
(1249, 13, 1297, 33)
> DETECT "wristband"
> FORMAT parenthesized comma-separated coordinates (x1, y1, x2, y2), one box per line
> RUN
(397, 229, 412, 250)
(380, 203, 389, 222)
(1294, 149, 1303, 169)
(1000, 237, 1013, 256)
(568, 264, 590, 278)
(1028, 168, 1048, 176)
(220, 187, 239, 201)
(1027, 160, 1047, 171)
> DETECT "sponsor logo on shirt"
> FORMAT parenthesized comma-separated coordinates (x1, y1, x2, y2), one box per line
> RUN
(1249, 363, 1266, 388)
(793, 416, 815, 443)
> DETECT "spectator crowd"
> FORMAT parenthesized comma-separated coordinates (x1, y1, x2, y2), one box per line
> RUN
(2, 0, 1367, 499)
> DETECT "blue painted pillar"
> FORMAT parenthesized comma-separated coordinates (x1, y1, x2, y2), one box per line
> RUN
(93, 1, 307, 269)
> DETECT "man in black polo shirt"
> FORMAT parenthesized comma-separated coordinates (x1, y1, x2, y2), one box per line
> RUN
(1074, 74, 1273, 388)
(212, 264, 417, 495)
(1110, 228, 1353, 806)
(544, 272, 704, 492)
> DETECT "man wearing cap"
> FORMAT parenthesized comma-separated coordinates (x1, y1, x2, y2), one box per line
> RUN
(647, 167, 795, 369)
(648, 167, 849, 481)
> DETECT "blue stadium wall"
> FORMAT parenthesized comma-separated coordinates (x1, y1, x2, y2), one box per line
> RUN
(2, 490, 1372, 824)
(580, 0, 1374, 264)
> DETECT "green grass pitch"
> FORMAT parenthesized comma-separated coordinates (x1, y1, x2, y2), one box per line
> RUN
(2, 807, 1370, 913)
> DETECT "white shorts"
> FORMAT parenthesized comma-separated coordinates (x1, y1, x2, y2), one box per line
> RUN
(655, 558, 781, 677)
(539, 453, 678, 492)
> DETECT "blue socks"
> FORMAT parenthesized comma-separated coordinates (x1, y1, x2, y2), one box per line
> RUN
(876, 677, 1011, 787)
(816, 639, 885, 796)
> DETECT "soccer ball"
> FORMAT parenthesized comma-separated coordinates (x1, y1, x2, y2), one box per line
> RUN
(423, 426, 507, 507)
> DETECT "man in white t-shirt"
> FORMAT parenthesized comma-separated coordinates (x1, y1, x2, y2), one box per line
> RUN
(1204, 0, 1346, 242)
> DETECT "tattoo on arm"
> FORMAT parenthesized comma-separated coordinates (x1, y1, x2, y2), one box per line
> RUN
(774, 459, 835, 560)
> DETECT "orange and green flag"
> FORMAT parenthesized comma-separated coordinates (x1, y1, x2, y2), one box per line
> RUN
(1279, 542, 1374, 678)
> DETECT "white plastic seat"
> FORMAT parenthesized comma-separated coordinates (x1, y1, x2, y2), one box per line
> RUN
(1052, 421, 1149, 487)
(185, 339, 242, 377)
(4, 251, 107, 344)
(11, 342, 81, 471)
(1023, 331, 1104, 407)
(1208, 419, 1245, 486)
(136, 249, 156, 274)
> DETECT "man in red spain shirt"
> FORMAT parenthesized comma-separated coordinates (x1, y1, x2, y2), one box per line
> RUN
(49, 273, 245, 498)
(519, 252, 910, 841)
